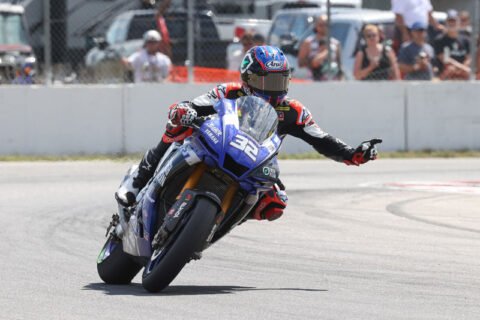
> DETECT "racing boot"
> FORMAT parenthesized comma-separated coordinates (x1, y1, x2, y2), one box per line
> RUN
(249, 184, 288, 221)
(115, 165, 143, 207)
(115, 141, 171, 207)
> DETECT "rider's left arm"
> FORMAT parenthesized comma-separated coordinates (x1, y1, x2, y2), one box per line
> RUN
(286, 119, 355, 162)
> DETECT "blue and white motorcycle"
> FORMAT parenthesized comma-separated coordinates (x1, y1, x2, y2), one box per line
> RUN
(97, 96, 282, 292)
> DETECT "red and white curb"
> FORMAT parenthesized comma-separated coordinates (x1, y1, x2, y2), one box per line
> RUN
(361, 180, 480, 195)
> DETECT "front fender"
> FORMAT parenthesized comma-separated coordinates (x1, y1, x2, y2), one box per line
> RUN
(162, 189, 222, 235)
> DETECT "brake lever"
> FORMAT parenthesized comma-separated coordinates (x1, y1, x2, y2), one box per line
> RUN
(191, 117, 206, 130)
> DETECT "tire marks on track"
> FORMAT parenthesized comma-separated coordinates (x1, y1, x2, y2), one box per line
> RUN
(386, 195, 480, 235)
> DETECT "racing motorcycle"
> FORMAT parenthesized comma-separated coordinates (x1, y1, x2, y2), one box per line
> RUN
(97, 96, 282, 292)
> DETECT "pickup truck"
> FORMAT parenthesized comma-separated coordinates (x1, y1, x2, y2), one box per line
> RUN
(85, 8, 228, 82)
(0, 3, 36, 84)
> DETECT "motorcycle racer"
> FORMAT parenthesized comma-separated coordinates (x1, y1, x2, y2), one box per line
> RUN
(116, 46, 380, 220)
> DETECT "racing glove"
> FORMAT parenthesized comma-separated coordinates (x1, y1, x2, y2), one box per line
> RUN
(344, 138, 382, 166)
(168, 102, 197, 127)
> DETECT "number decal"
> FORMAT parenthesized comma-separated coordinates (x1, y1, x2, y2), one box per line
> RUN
(230, 135, 258, 161)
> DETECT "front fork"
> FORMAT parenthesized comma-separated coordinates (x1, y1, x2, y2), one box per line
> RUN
(152, 163, 239, 249)
(178, 163, 239, 219)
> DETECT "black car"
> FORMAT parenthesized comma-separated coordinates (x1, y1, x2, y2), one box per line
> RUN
(85, 8, 227, 81)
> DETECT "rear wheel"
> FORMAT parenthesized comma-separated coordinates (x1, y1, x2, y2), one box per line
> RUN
(97, 236, 142, 284)
(141, 198, 218, 292)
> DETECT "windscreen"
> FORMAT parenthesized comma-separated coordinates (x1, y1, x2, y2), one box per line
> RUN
(0, 13, 28, 45)
(236, 96, 278, 143)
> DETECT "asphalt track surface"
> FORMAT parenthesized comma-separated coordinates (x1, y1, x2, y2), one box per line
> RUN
(1, 159, 479, 320)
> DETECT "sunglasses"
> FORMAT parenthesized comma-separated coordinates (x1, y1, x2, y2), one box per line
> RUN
(365, 33, 378, 39)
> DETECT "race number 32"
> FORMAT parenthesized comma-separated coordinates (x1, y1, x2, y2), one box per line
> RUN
(230, 135, 258, 161)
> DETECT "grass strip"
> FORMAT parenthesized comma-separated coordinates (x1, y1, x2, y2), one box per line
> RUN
(0, 150, 479, 162)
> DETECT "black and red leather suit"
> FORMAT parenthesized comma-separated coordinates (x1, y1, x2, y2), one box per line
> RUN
(132, 82, 365, 220)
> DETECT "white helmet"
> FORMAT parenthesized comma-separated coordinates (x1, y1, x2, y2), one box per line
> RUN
(143, 30, 162, 42)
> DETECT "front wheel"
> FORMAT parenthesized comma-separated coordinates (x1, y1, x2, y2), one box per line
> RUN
(141, 198, 218, 292)
(97, 236, 142, 284)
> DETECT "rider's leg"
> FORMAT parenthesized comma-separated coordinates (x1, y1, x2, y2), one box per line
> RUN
(115, 140, 171, 206)
(115, 124, 193, 207)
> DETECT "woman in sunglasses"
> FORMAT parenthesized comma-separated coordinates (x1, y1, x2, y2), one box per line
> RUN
(353, 24, 400, 81)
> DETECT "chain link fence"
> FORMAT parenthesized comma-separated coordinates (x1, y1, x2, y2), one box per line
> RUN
(0, 0, 478, 84)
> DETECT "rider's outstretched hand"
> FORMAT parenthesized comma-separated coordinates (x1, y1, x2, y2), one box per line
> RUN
(345, 138, 382, 166)
(168, 102, 197, 127)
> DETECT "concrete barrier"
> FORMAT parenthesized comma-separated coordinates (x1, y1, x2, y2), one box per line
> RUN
(406, 82, 480, 151)
(0, 82, 479, 155)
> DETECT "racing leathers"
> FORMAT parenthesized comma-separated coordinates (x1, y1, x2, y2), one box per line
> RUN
(116, 82, 377, 218)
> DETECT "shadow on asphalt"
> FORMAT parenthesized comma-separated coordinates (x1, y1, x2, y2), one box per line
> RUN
(83, 282, 327, 296)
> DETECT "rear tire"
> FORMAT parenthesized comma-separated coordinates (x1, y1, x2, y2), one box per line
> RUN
(141, 198, 218, 292)
(97, 236, 142, 284)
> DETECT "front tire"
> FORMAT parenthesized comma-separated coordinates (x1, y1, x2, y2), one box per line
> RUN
(141, 198, 218, 292)
(97, 236, 142, 284)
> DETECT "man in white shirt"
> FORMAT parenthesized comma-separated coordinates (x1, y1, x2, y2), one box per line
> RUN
(123, 30, 171, 83)
(391, 0, 443, 44)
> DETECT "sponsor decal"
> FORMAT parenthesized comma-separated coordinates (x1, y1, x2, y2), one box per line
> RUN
(204, 129, 219, 144)
(275, 106, 290, 112)
(174, 201, 188, 218)
(277, 111, 284, 121)
(207, 90, 217, 100)
(301, 108, 311, 124)
(265, 60, 284, 70)
(240, 54, 254, 73)
(263, 166, 277, 178)
(206, 121, 222, 136)
(157, 161, 173, 186)
(217, 84, 226, 97)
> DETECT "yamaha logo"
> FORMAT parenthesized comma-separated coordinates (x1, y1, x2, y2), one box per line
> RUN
(266, 60, 283, 70)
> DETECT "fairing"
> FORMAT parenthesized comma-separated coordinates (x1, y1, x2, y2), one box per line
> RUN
(122, 96, 282, 257)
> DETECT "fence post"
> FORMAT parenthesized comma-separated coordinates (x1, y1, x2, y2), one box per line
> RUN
(187, 0, 194, 84)
(471, 0, 479, 80)
(326, 0, 332, 80)
(43, 0, 52, 85)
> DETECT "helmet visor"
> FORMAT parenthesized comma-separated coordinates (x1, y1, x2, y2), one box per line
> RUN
(248, 72, 290, 93)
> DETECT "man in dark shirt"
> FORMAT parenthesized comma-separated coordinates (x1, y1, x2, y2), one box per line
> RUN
(433, 9, 471, 80)
(398, 22, 434, 80)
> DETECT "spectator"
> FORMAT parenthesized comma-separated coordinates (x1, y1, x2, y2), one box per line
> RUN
(253, 33, 266, 46)
(433, 10, 471, 80)
(391, 0, 443, 49)
(11, 57, 35, 85)
(354, 24, 401, 81)
(398, 22, 434, 80)
(228, 32, 254, 71)
(297, 15, 343, 81)
(122, 30, 172, 83)
(459, 10, 472, 37)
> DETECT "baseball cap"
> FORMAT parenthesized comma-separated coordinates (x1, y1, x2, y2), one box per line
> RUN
(447, 9, 459, 20)
(410, 21, 427, 31)
(143, 30, 162, 42)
